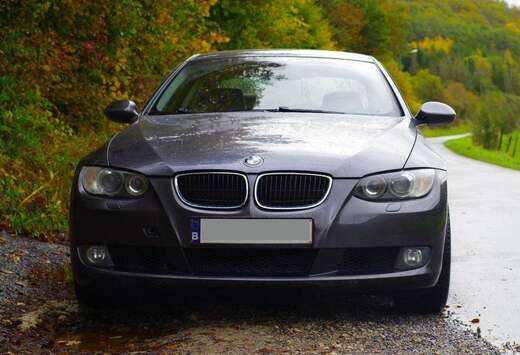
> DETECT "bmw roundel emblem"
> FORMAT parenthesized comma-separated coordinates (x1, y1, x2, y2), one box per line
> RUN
(244, 155, 263, 167)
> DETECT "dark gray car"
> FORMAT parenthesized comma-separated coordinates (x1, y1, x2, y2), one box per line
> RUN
(70, 50, 455, 313)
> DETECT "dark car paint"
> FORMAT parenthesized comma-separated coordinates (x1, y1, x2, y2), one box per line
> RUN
(106, 113, 422, 178)
(71, 174, 447, 289)
(70, 49, 449, 291)
(405, 134, 446, 170)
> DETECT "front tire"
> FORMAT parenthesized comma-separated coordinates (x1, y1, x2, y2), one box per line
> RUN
(74, 281, 117, 309)
(71, 251, 119, 309)
(394, 216, 451, 314)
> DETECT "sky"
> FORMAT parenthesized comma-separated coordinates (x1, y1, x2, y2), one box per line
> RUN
(505, 0, 520, 7)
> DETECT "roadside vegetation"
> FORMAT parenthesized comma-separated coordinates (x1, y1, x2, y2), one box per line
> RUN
(419, 123, 472, 138)
(1, 0, 520, 240)
(446, 130, 520, 170)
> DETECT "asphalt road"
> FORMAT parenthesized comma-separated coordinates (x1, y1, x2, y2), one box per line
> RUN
(427, 135, 520, 347)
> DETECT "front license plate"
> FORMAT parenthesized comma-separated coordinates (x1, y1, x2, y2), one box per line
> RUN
(190, 219, 312, 245)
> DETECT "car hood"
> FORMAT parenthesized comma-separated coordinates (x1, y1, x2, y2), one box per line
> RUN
(107, 112, 417, 178)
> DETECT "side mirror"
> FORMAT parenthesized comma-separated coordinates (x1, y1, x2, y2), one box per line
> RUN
(104, 100, 139, 124)
(415, 102, 456, 125)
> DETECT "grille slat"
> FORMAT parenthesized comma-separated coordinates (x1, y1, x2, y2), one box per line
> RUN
(255, 173, 331, 209)
(175, 172, 247, 209)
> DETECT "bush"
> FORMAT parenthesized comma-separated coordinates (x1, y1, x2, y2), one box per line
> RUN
(0, 75, 111, 240)
(472, 91, 520, 149)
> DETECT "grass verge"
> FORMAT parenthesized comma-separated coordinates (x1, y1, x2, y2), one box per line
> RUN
(419, 123, 471, 138)
(445, 135, 520, 171)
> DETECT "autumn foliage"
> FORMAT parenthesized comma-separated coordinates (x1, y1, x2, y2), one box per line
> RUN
(1, 0, 520, 240)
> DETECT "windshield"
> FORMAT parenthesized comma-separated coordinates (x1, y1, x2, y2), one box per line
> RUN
(151, 57, 402, 116)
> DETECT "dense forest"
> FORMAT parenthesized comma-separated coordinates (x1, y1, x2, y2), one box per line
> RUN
(1, 0, 520, 239)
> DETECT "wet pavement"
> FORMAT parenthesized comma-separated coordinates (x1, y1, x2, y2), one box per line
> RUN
(428, 135, 520, 348)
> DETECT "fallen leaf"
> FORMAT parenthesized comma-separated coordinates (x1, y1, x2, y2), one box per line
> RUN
(471, 318, 480, 324)
(9, 254, 21, 263)
(15, 280, 28, 287)
(65, 340, 81, 346)
(0, 268, 13, 274)
(18, 308, 44, 331)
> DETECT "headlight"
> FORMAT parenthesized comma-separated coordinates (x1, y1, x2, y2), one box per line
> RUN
(79, 166, 149, 197)
(353, 169, 436, 201)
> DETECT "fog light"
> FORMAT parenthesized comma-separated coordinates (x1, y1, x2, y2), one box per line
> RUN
(404, 248, 423, 266)
(86, 246, 107, 265)
(395, 247, 431, 270)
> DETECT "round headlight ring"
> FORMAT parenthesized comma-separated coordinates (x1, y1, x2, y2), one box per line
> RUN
(362, 176, 387, 199)
(125, 174, 148, 196)
(97, 169, 124, 195)
(388, 172, 414, 198)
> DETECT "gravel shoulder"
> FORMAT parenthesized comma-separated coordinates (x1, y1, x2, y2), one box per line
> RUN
(0, 231, 502, 354)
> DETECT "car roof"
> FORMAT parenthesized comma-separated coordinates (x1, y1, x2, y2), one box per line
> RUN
(188, 49, 375, 63)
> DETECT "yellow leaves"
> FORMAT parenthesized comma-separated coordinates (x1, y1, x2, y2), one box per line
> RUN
(195, 0, 218, 16)
(157, 10, 171, 25)
(169, 33, 179, 45)
(209, 32, 230, 44)
(189, 32, 230, 53)
(506, 22, 520, 35)
(413, 36, 454, 53)
(56, 339, 82, 347)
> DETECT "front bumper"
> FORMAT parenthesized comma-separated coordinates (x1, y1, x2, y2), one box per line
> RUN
(72, 250, 440, 291)
(70, 172, 448, 291)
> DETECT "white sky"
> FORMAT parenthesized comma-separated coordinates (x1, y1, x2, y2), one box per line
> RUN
(505, 0, 520, 7)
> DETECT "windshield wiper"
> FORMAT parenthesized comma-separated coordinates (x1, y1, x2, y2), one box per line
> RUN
(176, 108, 196, 114)
(263, 106, 345, 114)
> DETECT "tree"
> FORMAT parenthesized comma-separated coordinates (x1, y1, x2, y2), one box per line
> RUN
(442, 82, 478, 121)
(322, 0, 409, 55)
(465, 52, 494, 94)
(210, 0, 335, 50)
(473, 91, 518, 149)
(412, 70, 445, 102)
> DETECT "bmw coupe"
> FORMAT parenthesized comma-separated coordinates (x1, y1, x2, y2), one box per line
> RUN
(70, 50, 455, 313)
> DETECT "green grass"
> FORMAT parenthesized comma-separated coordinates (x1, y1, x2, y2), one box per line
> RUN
(419, 123, 471, 138)
(445, 135, 520, 171)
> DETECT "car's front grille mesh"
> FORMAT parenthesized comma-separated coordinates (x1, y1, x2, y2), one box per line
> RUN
(186, 248, 317, 276)
(106, 246, 400, 277)
(108, 246, 188, 274)
(256, 174, 331, 209)
(339, 248, 399, 275)
(175, 173, 247, 208)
